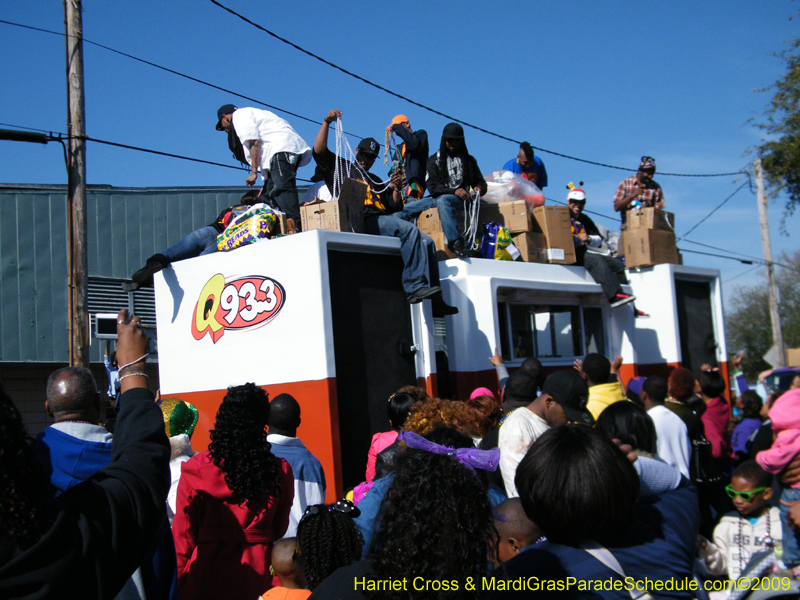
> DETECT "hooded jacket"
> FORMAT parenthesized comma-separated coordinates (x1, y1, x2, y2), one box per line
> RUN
(34, 423, 113, 494)
(757, 388, 800, 488)
(173, 451, 294, 599)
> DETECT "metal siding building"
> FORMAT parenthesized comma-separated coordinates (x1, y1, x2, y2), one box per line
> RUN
(0, 184, 257, 433)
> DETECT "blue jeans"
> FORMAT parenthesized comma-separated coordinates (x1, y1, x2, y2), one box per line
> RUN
(780, 486, 800, 567)
(364, 214, 440, 298)
(162, 225, 219, 263)
(394, 194, 463, 243)
(262, 151, 301, 224)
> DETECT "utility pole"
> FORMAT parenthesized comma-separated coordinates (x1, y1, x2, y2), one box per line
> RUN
(65, 0, 89, 367)
(754, 158, 785, 368)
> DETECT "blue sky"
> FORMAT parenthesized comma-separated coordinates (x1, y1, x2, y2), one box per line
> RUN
(1, 1, 798, 298)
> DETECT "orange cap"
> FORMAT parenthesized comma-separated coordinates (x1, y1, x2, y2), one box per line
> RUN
(391, 114, 409, 126)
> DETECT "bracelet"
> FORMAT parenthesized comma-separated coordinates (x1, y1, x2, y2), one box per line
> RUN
(119, 372, 149, 382)
(119, 366, 146, 376)
(118, 353, 149, 372)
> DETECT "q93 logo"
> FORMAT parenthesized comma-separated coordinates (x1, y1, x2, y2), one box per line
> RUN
(191, 274, 286, 343)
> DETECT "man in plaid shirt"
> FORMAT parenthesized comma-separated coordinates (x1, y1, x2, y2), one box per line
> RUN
(613, 156, 664, 229)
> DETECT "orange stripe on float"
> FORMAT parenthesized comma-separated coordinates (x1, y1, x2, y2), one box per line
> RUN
(166, 378, 344, 503)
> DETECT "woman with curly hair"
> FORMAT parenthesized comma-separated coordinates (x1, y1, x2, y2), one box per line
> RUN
(173, 383, 294, 599)
(309, 427, 499, 599)
(402, 397, 484, 439)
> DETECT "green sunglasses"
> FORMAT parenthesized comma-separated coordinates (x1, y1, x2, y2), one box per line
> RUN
(724, 485, 767, 502)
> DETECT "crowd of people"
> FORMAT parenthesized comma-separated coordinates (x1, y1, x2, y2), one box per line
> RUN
(124, 105, 665, 318)
(2, 309, 800, 599)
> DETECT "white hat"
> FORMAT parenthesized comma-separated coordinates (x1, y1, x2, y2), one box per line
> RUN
(567, 188, 586, 202)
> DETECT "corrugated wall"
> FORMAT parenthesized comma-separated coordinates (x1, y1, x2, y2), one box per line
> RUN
(0, 185, 254, 362)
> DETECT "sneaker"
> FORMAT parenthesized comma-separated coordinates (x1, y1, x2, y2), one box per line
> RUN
(448, 237, 470, 259)
(408, 286, 442, 304)
(121, 280, 141, 292)
(634, 308, 650, 319)
(431, 296, 459, 317)
(610, 293, 636, 308)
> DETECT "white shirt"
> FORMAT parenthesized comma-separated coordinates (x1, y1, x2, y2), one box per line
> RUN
(231, 107, 311, 176)
(648, 404, 691, 479)
(499, 407, 549, 497)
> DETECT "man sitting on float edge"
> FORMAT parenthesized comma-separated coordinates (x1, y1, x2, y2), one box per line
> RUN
(568, 185, 635, 309)
(312, 109, 457, 316)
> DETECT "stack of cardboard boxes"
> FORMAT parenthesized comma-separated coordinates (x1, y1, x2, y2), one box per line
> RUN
(619, 208, 679, 268)
(510, 206, 576, 265)
(416, 202, 576, 264)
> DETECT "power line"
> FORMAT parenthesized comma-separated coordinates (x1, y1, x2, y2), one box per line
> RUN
(209, 0, 745, 179)
(680, 180, 749, 238)
(6, 118, 794, 272)
(4, 14, 745, 178)
(0, 123, 315, 183)
(0, 18, 363, 139)
(723, 265, 763, 284)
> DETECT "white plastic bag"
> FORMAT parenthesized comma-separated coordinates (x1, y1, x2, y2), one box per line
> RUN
(483, 170, 546, 211)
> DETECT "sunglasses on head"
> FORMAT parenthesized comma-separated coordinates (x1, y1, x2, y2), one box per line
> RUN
(724, 484, 767, 502)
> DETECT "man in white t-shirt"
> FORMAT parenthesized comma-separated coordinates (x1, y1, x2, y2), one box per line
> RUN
(499, 370, 592, 497)
(216, 104, 311, 224)
(637, 375, 691, 478)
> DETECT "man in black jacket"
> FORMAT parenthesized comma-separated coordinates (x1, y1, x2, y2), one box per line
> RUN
(394, 123, 487, 258)
(568, 186, 635, 309)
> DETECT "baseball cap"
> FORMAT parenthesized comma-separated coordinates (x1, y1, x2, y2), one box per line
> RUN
(567, 188, 587, 202)
(357, 137, 380, 158)
(443, 122, 464, 139)
(542, 370, 593, 425)
(215, 104, 237, 131)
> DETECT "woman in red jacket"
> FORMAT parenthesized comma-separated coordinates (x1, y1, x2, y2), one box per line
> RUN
(173, 383, 294, 599)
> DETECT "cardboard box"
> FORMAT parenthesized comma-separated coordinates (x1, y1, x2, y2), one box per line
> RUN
(428, 231, 456, 261)
(626, 208, 675, 232)
(621, 229, 679, 268)
(529, 206, 576, 264)
(416, 207, 464, 237)
(511, 231, 575, 264)
(479, 200, 531, 234)
(300, 178, 365, 233)
(786, 348, 800, 367)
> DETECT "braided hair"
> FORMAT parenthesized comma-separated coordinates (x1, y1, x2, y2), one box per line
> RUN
(296, 503, 364, 590)
(227, 121, 248, 166)
(208, 383, 282, 507)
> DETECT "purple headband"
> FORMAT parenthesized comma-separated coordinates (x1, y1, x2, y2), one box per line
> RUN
(398, 431, 500, 475)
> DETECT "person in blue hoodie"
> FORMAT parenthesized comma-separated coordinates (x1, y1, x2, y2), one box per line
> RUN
(35, 366, 177, 600)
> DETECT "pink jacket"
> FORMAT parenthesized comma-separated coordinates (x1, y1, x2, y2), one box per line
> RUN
(365, 430, 398, 482)
(756, 388, 800, 488)
(701, 396, 732, 459)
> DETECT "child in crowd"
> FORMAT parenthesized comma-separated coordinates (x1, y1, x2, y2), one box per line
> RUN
(262, 538, 309, 600)
(295, 500, 364, 591)
(756, 388, 800, 573)
(698, 366, 732, 463)
(731, 390, 763, 460)
(364, 386, 426, 482)
(699, 461, 781, 581)
(493, 498, 543, 566)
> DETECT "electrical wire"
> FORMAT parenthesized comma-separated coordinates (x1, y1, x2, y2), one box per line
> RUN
(0, 123, 315, 183)
(722, 265, 763, 284)
(2, 14, 747, 177)
(680, 180, 750, 238)
(0, 18, 363, 139)
(209, 0, 744, 178)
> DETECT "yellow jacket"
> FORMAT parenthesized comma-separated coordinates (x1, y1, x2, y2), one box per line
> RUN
(586, 381, 627, 421)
